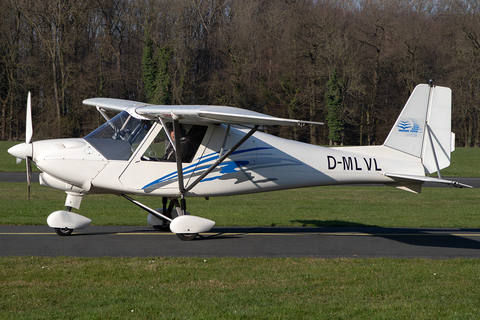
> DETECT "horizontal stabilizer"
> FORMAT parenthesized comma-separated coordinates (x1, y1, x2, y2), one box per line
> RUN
(393, 184, 423, 194)
(385, 173, 473, 189)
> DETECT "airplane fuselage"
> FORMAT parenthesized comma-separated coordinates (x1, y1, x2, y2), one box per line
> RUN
(25, 122, 424, 199)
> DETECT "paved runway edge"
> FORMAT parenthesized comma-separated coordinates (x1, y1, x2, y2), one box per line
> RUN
(2, 225, 480, 258)
(2, 225, 480, 235)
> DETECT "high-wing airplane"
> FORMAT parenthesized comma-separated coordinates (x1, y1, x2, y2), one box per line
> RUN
(8, 83, 471, 240)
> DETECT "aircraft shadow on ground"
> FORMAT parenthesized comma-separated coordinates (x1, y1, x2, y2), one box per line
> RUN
(70, 229, 159, 236)
(67, 221, 480, 250)
(71, 228, 243, 240)
(292, 219, 480, 250)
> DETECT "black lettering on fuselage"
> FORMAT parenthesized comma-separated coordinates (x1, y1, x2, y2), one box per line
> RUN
(354, 158, 362, 170)
(364, 158, 372, 170)
(327, 156, 336, 169)
(327, 155, 381, 172)
(342, 156, 353, 170)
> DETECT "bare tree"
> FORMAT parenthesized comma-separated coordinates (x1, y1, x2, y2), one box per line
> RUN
(0, 0, 22, 140)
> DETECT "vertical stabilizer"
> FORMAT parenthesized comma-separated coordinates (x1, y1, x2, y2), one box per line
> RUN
(383, 84, 452, 175)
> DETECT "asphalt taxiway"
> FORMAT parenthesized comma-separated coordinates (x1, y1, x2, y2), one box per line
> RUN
(2, 225, 480, 258)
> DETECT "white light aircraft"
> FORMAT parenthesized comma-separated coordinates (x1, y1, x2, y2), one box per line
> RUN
(8, 83, 471, 240)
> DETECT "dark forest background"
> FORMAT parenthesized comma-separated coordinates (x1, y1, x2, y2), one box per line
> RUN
(1, 0, 480, 146)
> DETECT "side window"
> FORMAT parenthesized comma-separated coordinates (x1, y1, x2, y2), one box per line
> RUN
(141, 128, 167, 161)
(142, 124, 207, 163)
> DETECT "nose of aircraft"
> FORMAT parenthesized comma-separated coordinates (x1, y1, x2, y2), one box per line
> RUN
(8, 143, 33, 160)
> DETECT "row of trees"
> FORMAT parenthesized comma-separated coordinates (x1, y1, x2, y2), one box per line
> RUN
(1, 0, 480, 146)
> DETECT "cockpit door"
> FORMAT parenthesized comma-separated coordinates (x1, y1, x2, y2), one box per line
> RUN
(118, 122, 211, 194)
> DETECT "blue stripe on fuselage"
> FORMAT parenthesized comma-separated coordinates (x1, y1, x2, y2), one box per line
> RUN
(142, 147, 272, 189)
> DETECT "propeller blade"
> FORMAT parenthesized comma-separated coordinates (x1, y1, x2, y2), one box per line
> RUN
(26, 91, 32, 144)
(25, 92, 33, 200)
(26, 156, 32, 201)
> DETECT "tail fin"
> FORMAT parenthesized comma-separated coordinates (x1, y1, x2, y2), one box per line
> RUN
(383, 83, 453, 176)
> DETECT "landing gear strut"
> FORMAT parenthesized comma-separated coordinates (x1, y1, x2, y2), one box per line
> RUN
(122, 194, 213, 241)
(122, 195, 199, 241)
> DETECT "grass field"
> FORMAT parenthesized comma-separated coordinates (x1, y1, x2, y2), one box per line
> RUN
(2, 142, 480, 319)
(1, 257, 480, 319)
(1, 183, 480, 228)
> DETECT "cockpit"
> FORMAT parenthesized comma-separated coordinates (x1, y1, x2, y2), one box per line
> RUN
(84, 110, 207, 163)
(85, 111, 151, 160)
(141, 122, 208, 163)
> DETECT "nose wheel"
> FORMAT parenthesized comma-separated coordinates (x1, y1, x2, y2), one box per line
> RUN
(176, 233, 198, 241)
(54, 227, 73, 236)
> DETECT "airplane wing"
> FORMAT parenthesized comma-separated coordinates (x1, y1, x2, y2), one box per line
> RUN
(136, 105, 324, 127)
(83, 98, 151, 113)
(385, 173, 472, 188)
(83, 98, 323, 127)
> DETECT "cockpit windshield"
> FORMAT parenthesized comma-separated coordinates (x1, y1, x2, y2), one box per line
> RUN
(85, 111, 152, 160)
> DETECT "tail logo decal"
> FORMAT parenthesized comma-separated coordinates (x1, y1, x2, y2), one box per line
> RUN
(396, 118, 423, 137)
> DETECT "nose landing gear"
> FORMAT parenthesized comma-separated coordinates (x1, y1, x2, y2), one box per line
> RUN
(47, 209, 92, 236)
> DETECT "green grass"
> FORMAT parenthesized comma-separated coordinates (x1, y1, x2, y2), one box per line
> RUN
(1, 257, 480, 319)
(440, 147, 480, 177)
(1, 182, 479, 228)
(0, 141, 19, 172)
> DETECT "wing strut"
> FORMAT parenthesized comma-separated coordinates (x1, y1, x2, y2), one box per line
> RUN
(172, 119, 185, 193)
(185, 125, 259, 193)
(170, 118, 189, 215)
(219, 125, 231, 158)
(96, 106, 111, 122)
(158, 117, 176, 152)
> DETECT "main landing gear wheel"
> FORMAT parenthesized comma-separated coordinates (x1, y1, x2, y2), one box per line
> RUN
(54, 227, 73, 236)
(176, 233, 198, 241)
